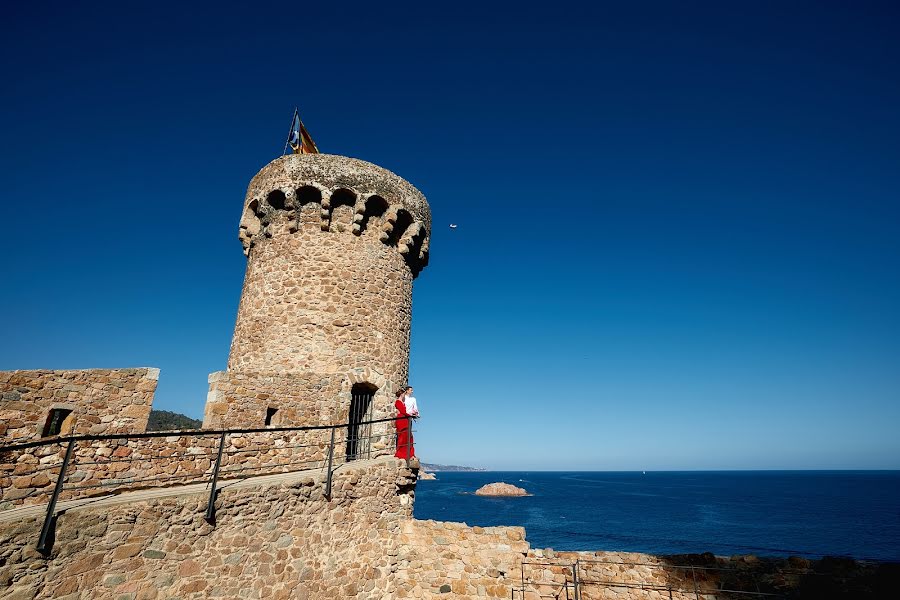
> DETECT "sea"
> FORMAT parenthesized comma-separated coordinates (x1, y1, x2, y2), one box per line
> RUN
(413, 471, 900, 562)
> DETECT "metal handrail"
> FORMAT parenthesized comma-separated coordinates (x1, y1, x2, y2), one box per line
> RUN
(0, 415, 406, 453)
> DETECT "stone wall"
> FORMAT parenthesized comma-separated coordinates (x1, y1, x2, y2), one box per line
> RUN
(203, 369, 398, 443)
(518, 550, 700, 600)
(396, 520, 530, 598)
(0, 369, 159, 445)
(1, 423, 403, 509)
(228, 216, 415, 379)
(394, 524, 893, 599)
(0, 456, 417, 599)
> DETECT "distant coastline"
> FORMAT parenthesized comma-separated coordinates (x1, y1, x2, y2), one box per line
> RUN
(421, 463, 486, 472)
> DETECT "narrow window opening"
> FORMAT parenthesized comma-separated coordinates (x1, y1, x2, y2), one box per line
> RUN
(42, 408, 73, 437)
(265, 407, 278, 426)
(346, 383, 377, 461)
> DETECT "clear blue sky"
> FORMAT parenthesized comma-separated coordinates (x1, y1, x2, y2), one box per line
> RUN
(2, 1, 898, 470)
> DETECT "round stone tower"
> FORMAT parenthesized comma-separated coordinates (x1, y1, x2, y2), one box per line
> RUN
(203, 153, 430, 437)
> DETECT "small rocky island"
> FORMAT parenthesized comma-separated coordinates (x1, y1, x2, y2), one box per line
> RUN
(474, 482, 529, 496)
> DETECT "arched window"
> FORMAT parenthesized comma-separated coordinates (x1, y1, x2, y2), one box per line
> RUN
(327, 188, 357, 231)
(386, 209, 414, 247)
(266, 190, 287, 211)
(403, 224, 426, 272)
(295, 186, 323, 227)
(355, 195, 388, 235)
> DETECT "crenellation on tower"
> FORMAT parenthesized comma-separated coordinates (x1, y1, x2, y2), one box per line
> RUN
(239, 154, 430, 267)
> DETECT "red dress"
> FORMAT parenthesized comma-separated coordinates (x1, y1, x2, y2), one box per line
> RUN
(394, 398, 415, 459)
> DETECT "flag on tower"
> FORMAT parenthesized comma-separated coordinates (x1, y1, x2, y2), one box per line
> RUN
(286, 108, 319, 155)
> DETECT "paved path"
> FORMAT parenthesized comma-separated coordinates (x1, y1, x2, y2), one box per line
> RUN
(0, 457, 389, 525)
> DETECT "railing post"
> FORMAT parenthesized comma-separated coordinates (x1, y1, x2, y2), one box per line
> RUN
(325, 426, 335, 498)
(205, 431, 226, 523)
(572, 560, 580, 600)
(36, 437, 75, 554)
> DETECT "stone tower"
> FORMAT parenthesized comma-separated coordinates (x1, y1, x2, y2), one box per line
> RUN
(203, 153, 430, 441)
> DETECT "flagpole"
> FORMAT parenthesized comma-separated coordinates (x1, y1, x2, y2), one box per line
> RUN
(283, 107, 298, 155)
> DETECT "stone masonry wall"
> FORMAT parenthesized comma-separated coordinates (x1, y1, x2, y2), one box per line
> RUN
(519, 549, 702, 600)
(0, 369, 159, 445)
(396, 520, 530, 598)
(1, 421, 406, 508)
(0, 456, 417, 599)
(228, 219, 414, 379)
(203, 370, 400, 445)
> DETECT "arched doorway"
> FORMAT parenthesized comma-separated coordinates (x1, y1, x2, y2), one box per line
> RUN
(346, 383, 376, 461)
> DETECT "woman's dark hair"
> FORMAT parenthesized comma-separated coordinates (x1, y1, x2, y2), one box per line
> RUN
(395, 387, 407, 398)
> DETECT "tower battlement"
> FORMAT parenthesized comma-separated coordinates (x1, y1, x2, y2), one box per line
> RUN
(239, 154, 431, 275)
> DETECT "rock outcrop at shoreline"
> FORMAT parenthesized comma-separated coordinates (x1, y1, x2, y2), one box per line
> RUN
(418, 471, 437, 480)
(474, 482, 529, 496)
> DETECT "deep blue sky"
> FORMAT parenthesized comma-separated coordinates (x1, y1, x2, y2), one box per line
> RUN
(2, 1, 898, 469)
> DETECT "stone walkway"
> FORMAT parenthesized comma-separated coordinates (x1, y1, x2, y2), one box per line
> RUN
(0, 456, 388, 524)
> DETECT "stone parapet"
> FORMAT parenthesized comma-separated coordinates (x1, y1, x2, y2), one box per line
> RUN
(0, 369, 159, 445)
(0, 419, 405, 509)
(395, 519, 530, 598)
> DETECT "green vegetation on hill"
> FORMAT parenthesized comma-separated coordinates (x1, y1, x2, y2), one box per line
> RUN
(146, 410, 202, 432)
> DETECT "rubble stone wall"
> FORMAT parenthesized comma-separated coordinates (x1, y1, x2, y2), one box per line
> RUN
(0, 369, 159, 445)
(519, 550, 700, 600)
(1, 424, 404, 509)
(396, 519, 530, 598)
(203, 369, 398, 444)
(227, 220, 415, 380)
(0, 457, 417, 600)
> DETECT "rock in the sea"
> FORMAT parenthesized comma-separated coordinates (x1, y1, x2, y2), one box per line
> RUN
(474, 482, 528, 496)
(419, 471, 437, 480)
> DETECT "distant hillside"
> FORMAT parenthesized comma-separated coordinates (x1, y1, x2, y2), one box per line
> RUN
(146, 410, 202, 432)
(421, 463, 486, 472)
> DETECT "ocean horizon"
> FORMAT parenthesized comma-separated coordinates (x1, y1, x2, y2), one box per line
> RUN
(414, 470, 900, 562)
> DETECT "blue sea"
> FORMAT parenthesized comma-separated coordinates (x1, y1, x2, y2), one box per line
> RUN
(414, 471, 900, 562)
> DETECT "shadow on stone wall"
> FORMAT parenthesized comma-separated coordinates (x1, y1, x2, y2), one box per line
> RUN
(655, 553, 899, 600)
(518, 550, 898, 600)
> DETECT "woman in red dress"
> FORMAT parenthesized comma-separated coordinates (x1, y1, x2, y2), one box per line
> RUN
(394, 386, 415, 459)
